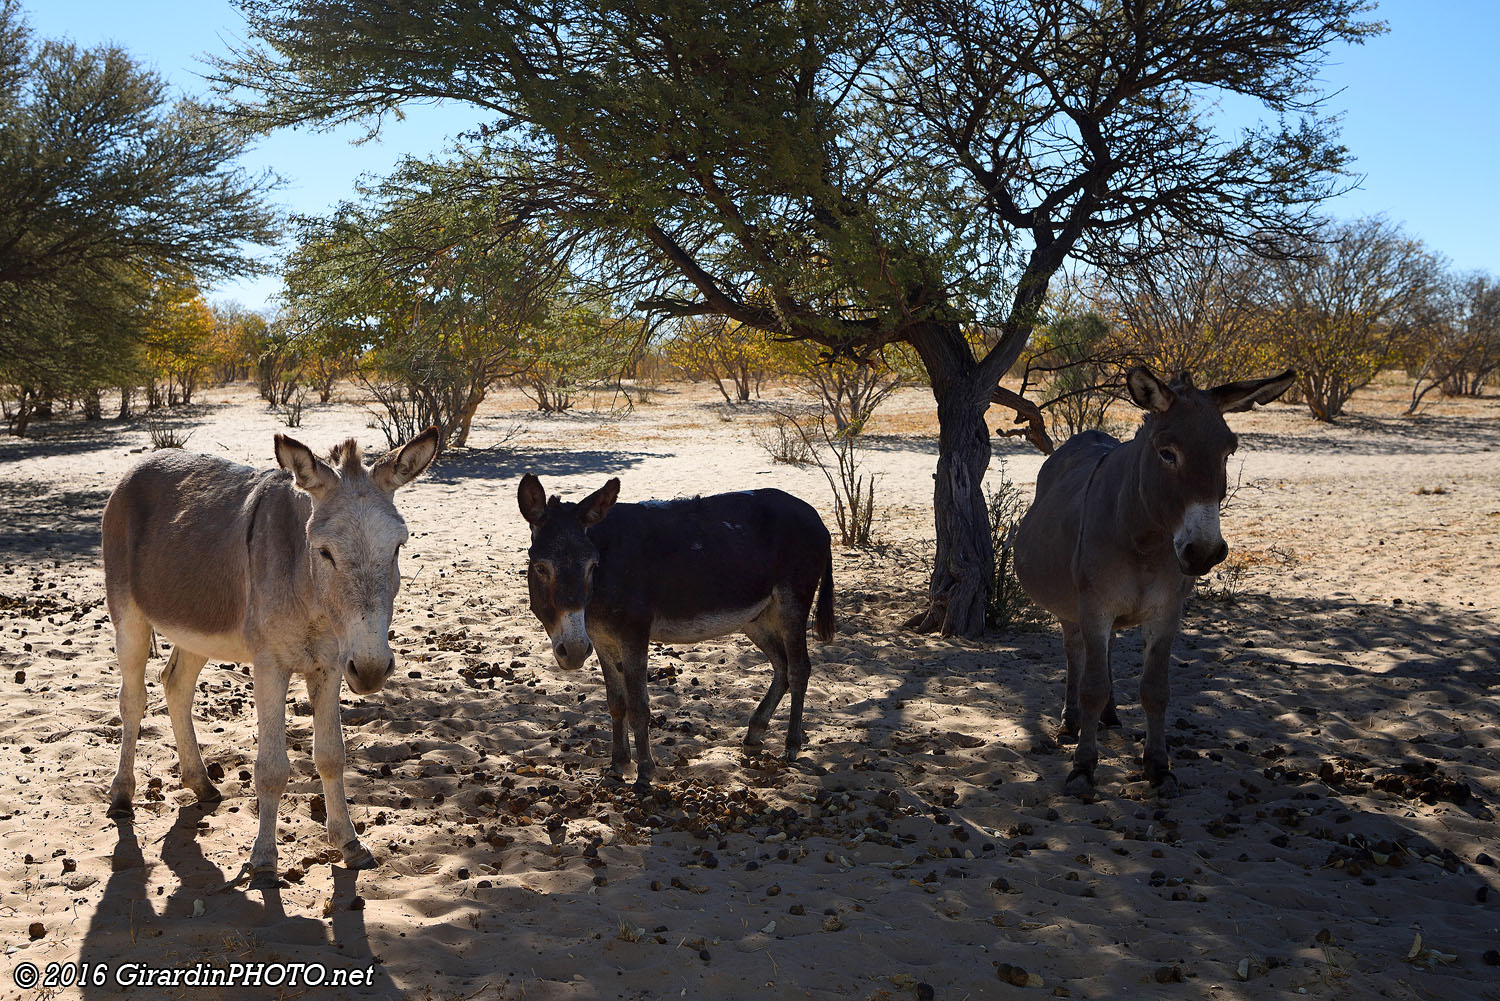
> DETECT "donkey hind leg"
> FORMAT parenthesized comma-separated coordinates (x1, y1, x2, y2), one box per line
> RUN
(249, 660, 292, 889)
(619, 641, 655, 792)
(1059, 621, 1085, 742)
(108, 604, 152, 819)
(1139, 607, 1182, 798)
(307, 667, 374, 869)
(742, 617, 789, 749)
(776, 589, 814, 762)
(162, 646, 219, 806)
(1101, 635, 1122, 728)
(597, 650, 632, 781)
(1065, 610, 1113, 801)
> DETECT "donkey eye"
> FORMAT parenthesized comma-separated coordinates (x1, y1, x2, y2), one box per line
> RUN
(1159, 448, 1179, 467)
(319, 547, 336, 565)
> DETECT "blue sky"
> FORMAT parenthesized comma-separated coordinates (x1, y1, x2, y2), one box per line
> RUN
(24, 0, 1500, 311)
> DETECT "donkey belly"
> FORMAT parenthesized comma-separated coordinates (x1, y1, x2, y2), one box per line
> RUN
(154, 621, 256, 665)
(651, 597, 771, 644)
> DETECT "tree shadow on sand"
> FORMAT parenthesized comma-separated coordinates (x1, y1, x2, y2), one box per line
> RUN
(428, 445, 658, 483)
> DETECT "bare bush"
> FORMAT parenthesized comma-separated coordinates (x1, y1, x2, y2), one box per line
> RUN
(779, 408, 877, 548)
(985, 460, 1045, 631)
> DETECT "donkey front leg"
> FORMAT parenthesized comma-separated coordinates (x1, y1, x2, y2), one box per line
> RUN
(619, 640, 655, 791)
(596, 648, 632, 781)
(308, 666, 375, 869)
(1139, 606, 1183, 797)
(1065, 609, 1113, 801)
(250, 660, 292, 888)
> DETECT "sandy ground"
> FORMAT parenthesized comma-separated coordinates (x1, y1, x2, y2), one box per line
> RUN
(1, 375, 1497, 1001)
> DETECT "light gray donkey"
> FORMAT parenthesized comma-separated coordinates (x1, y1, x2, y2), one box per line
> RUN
(1014, 367, 1294, 800)
(102, 428, 438, 887)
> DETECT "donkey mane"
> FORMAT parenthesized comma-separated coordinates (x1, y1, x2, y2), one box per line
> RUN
(328, 438, 365, 477)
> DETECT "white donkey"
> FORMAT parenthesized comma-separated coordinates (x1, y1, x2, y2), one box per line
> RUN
(102, 429, 438, 887)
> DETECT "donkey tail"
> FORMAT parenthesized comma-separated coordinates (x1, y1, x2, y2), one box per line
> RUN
(814, 547, 836, 642)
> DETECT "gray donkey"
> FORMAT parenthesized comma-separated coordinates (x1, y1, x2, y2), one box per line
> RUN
(102, 429, 438, 886)
(1014, 367, 1294, 800)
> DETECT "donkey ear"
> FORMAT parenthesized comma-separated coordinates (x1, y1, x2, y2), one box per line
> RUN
(518, 474, 549, 526)
(372, 426, 440, 493)
(1126, 367, 1175, 413)
(275, 434, 337, 497)
(1210, 369, 1297, 413)
(578, 477, 620, 528)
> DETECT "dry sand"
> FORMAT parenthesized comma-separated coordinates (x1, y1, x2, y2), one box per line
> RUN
(1, 376, 1497, 1000)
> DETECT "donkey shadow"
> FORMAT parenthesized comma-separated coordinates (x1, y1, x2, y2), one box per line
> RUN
(78, 805, 399, 999)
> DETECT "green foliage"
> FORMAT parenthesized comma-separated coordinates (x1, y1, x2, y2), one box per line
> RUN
(1028, 311, 1123, 441)
(283, 156, 563, 448)
(0, 0, 273, 428)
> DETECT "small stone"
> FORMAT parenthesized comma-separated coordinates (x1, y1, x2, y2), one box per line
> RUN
(917, 983, 935, 1001)
(766, 883, 781, 896)
(1482, 949, 1500, 966)
(28, 922, 44, 940)
(1154, 965, 1184, 984)
(698, 948, 711, 962)
(789, 903, 805, 915)
(61, 857, 76, 874)
(457, 867, 470, 880)
(822, 913, 844, 932)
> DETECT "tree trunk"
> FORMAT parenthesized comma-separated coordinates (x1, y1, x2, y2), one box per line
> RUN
(118, 386, 132, 419)
(83, 388, 102, 420)
(453, 389, 486, 448)
(902, 320, 994, 638)
(11, 387, 34, 436)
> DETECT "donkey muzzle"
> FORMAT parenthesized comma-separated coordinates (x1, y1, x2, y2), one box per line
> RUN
(1177, 539, 1229, 577)
(550, 608, 592, 670)
(346, 656, 396, 695)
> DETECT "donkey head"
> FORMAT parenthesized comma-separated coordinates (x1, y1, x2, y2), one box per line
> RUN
(1126, 367, 1295, 577)
(516, 474, 620, 670)
(274, 428, 440, 694)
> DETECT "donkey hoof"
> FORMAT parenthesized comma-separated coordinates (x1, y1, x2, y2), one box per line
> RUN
(340, 839, 377, 870)
(1100, 704, 1122, 728)
(742, 729, 766, 749)
(1150, 770, 1180, 799)
(107, 799, 134, 820)
(194, 787, 222, 808)
(1064, 766, 1098, 801)
(249, 868, 283, 892)
(631, 777, 652, 797)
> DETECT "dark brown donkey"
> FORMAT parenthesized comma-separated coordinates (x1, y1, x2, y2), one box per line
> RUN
(1014, 366, 1294, 800)
(517, 475, 835, 788)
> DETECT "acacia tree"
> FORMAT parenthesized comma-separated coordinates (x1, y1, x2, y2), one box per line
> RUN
(1264, 217, 1440, 421)
(1405, 271, 1500, 411)
(0, 0, 274, 424)
(284, 157, 561, 449)
(220, 0, 1376, 635)
(664, 316, 774, 404)
(1101, 234, 1266, 387)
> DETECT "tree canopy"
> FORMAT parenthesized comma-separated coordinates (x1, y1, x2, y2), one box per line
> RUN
(0, 0, 275, 396)
(220, 0, 1380, 634)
